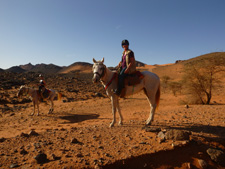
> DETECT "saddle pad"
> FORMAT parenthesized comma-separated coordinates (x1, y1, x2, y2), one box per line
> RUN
(125, 71, 144, 86)
(42, 89, 51, 98)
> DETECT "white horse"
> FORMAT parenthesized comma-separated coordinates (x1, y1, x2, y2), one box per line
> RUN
(17, 85, 62, 116)
(92, 58, 160, 127)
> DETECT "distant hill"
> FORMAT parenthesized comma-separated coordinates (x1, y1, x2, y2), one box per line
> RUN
(59, 62, 93, 74)
(4, 52, 225, 76)
(136, 60, 145, 67)
(152, 52, 225, 80)
(5, 66, 26, 73)
(29, 63, 63, 74)
(19, 63, 34, 71)
(0, 68, 4, 73)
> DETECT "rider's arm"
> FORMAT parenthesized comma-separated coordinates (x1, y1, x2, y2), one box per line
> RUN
(124, 57, 135, 74)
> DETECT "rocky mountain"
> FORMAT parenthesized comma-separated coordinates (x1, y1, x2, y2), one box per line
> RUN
(6, 66, 26, 73)
(58, 62, 93, 74)
(0, 68, 4, 73)
(19, 63, 34, 71)
(29, 63, 63, 74)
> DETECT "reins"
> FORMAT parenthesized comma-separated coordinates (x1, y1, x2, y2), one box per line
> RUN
(104, 73, 117, 90)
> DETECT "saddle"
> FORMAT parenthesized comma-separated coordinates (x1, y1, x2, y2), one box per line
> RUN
(42, 88, 51, 99)
(39, 86, 51, 99)
(120, 71, 144, 98)
(124, 71, 144, 86)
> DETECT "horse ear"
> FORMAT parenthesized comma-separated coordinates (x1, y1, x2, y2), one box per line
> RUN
(93, 58, 97, 63)
(101, 58, 104, 63)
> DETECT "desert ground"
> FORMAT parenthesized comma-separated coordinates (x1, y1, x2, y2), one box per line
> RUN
(1, 58, 225, 168)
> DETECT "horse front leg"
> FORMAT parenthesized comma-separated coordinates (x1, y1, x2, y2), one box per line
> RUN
(110, 96, 117, 128)
(48, 100, 54, 114)
(116, 98, 123, 126)
(37, 100, 40, 116)
(31, 100, 35, 116)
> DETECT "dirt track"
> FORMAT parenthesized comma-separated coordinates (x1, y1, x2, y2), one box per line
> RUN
(1, 90, 225, 168)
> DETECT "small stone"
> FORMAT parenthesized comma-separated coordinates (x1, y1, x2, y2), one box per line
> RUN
(20, 149, 28, 155)
(139, 142, 147, 144)
(157, 131, 166, 143)
(0, 137, 5, 142)
(76, 153, 83, 158)
(71, 138, 79, 143)
(144, 127, 161, 132)
(71, 138, 83, 145)
(28, 130, 39, 136)
(34, 153, 48, 164)
(20, 132, 29, 137)
(10, 163, 19, 168)
(207, 148, 225, 165)
(165, 130, 190, 141)
(98, 146, 104, 149)
(198, 159, 208, 169)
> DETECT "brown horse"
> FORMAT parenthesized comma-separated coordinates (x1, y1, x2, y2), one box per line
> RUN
(17, 85, 62, 116)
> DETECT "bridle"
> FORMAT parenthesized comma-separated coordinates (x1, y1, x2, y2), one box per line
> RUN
(93, 64, 106, 80)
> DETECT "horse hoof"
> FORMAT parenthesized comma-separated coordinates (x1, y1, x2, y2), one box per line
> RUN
(109, 123, 114, 128)
(118, 122, 123, 126)
(146, 121, 151, 125)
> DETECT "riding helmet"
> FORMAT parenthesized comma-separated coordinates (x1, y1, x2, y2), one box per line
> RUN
(121, 39, 129, 46)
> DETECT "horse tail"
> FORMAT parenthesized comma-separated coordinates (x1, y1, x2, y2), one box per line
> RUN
(58, 92, 62, 101)
(155, 83, 160, 110)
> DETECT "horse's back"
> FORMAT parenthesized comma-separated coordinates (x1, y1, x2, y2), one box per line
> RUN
(142, 71, 160, 88)
(142, 71, 159, 80)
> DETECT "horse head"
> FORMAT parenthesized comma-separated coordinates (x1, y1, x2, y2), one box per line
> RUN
(92, 58, 105, 83)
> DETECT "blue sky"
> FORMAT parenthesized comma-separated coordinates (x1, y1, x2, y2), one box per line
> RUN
(0, 0, 225, 69)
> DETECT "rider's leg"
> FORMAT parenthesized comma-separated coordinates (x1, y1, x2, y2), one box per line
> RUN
(115, 67, 127, 96)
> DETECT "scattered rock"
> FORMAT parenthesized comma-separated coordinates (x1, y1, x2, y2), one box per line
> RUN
(207, 148, 225, 165)
(198, 159, 208, 169)
(144, 127, 161, 132)
(71, 138, 83, 145)
(76, 153, 84, 158)
(0, 137, 5, 142)
(165, 130, 190, 141)
(20, 149, 28, 155)
(20, 132, 29, 137)
(28, 130, 39, 136)
(10, 163, 19, 168)
(157, 131, 166, 143)
(34, 153, 48, 164)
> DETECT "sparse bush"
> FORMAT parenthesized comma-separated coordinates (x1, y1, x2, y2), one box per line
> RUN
(182, 53, 225, 104)
(169, 81, 182, 96)
(161, 75, 171, 93)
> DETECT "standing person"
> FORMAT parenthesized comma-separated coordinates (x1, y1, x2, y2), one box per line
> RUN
(114, 39, 136, 96)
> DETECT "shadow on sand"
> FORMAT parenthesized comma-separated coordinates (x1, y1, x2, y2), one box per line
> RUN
(104, 123, 225, 169)
(58, 113, 99, 124)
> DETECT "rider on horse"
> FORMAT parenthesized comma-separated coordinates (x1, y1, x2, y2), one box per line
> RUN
(114, 39, 136, 96)
(38, 74, 47, 99)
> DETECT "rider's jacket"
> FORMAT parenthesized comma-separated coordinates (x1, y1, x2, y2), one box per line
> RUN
(121, 49, 136, 74)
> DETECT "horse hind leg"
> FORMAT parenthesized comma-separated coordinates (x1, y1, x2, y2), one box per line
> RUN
(48, 100, 54, 114)
(144, 88, 157, 125)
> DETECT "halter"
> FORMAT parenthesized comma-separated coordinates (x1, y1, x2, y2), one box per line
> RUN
(94, 64, 106, 79)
